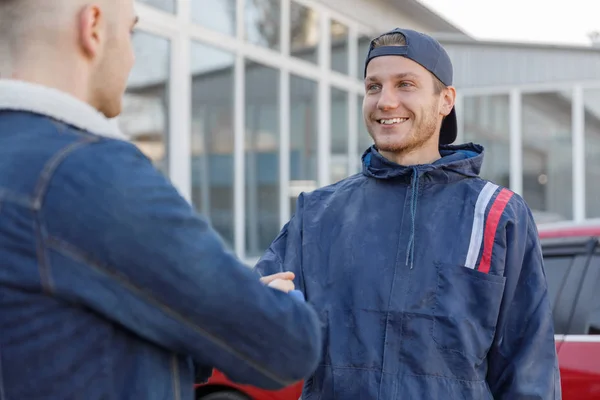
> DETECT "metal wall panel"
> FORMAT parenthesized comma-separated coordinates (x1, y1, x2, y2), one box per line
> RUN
(440, 40, 600, 88)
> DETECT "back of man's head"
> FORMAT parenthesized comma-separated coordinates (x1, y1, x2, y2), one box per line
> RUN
(0, 0, 138, 118)
(0, 1, 79, 69)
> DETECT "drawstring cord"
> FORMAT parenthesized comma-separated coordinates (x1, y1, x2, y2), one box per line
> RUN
(405, 167, 420, 269)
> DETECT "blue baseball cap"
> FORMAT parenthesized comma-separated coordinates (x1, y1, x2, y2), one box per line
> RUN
(364, 28, 457, 145)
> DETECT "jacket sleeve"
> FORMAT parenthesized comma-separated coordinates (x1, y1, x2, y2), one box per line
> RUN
(41, 139, 322, 390)
(486, 198, 561, 399)
(253, 193, 308, 298)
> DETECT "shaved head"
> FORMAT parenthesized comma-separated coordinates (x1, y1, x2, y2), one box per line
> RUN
(0, 0, 138, 117)
(0, 0, 104, 65)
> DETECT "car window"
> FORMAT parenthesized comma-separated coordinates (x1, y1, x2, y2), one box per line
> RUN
(583, 255, 600, 334)
(543, 255, 575, 313)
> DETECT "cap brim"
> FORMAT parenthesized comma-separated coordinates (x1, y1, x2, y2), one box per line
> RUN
(440, 107, 457, 145)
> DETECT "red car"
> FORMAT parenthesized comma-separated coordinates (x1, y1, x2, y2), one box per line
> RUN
(195, 220, 600, 399)
(194, 370, 302, 400)
(538, 220, 600, 399)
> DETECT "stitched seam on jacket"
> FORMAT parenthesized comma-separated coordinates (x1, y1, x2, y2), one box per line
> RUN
(34, 208, 54, 294)
(32, 137, 99, 294)
(46, 236, 295, 386)
(0, 126, 100, 211)
(406, 373, 485, 384)
(32, 137, 98, 210)
(171, 354, 181, 400)
(0, 343, 6, 400)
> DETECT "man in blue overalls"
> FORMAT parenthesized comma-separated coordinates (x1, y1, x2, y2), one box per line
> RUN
(256, 28, 561, 399)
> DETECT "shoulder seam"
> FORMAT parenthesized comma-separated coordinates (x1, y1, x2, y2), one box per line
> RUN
(32, 137, 100, 210)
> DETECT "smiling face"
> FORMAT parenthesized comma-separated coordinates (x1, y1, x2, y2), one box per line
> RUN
(362, 54, 455, 165)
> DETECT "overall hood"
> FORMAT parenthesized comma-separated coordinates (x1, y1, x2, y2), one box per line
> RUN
(361, 142, 484, 182)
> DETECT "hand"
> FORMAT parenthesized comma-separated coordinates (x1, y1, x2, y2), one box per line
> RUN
(260, 272, 295, 293)
(267, 278, 295, 293)
(260, 271, 295, 285)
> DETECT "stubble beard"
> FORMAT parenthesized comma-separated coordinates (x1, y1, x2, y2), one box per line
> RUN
(369, 105, 439, 154)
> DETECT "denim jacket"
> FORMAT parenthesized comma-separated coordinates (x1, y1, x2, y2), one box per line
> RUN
(0, 80, 322, 400)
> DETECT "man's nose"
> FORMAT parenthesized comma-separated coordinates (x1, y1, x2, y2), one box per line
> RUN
(377, 87, 399, 110)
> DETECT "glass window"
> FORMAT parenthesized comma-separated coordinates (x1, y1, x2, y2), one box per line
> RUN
(542, 255, 575, 335)
(290, 75, 318, 214)
(190, 42, 235, 249)
(522, 92, 573, 222)
(245, 62, 280, 257)
(331, 88, 348, 183)
(357, 34, 371, 80)
(119, 31, 170, 176)
(290, 1, 319, 64)
(543, 256, 574, 312)
(463, 95, 510, 189)
(136, 0, 175, 13)
(586, 255, 600, 334)
(330, 20, 348, 74)
(245, 0, 281, 50)
(584, 89, 600, 219)
(191, 0, 236, 36)
(357, 94, 373, 172)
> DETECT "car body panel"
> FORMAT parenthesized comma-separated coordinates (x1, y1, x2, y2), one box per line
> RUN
(195, 370, 302, 399)
(556, 335, 600, 399)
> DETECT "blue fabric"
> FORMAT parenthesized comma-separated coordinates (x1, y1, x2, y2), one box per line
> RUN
(290, 290, 306, 302)
(255, 144, 561, 399)
(0, 110, 323, 399)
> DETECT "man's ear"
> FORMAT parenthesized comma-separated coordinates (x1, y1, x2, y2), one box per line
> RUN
(440, 86, 456, 117)
(78, 5, 104, 59)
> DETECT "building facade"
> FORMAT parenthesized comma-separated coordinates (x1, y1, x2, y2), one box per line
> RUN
(121, 0, 600, 263)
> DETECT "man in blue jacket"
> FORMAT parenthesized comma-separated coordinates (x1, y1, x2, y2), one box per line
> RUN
(255, 28, 562, 399)
(0, 0, 322, 399)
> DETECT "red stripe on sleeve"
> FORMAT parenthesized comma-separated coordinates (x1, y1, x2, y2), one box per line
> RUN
(479, 188, 514, 274)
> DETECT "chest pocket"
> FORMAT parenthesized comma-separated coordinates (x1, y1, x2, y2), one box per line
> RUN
(432, 262, 505, 362)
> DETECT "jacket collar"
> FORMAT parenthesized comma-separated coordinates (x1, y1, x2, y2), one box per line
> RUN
(361, 142, 484, 183)
(0, 79, 126, 140)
